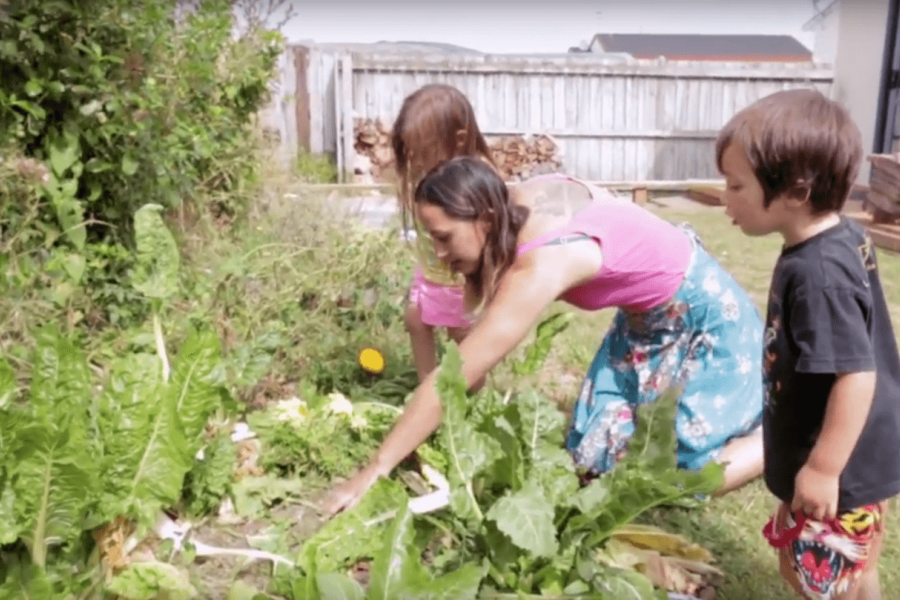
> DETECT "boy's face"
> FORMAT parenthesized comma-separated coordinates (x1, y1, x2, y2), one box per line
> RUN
(720, 143, 788, 237)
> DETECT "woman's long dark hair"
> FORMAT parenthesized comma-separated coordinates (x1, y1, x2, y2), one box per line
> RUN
(415, 156, 529, 308)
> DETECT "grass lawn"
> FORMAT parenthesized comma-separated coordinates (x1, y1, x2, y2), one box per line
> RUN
(543, 201, 900, 600)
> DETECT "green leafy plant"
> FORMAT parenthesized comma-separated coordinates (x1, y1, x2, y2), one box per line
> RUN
(294, 150, 339, 184)
(249, 391, 404, 483)
(182, 432, 238, 518)
(279, 343, 725, 599)
(0, 204, 229, 598)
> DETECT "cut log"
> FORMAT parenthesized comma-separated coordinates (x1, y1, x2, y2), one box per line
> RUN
(353, 118, 566, 184)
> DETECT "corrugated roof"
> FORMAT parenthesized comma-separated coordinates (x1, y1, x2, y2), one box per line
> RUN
(592, 34, 812, 61)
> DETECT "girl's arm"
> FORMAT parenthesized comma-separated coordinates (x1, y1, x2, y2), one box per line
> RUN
(324, 243, 601, 514)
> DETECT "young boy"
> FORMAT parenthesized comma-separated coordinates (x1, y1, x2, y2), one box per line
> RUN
(717, 88, 900, 600)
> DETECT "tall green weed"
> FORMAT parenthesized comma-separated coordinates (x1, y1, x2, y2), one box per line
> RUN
(0, 0, 283, 352)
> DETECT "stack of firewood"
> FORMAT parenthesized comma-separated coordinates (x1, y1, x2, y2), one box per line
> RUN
(352, 117, 565, 183)
(487, 134, 563, 181)
(866, 152, 900, 223)
(353, 117, 396, 184)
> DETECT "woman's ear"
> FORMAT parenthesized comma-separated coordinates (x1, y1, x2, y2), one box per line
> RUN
(455, 129, 468, 152)
(477, 212, 492, 237)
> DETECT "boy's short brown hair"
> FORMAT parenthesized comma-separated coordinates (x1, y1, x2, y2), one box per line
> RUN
(715, 88, 863, 213)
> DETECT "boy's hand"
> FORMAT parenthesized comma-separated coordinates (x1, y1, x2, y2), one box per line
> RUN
(792, 463, 840, 520)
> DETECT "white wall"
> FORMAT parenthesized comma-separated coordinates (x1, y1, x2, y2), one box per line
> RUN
(832, 0, 892, 182)
(809, 9, 841, 65)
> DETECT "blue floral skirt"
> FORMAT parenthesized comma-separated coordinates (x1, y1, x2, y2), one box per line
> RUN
(565, 226, 764, 473)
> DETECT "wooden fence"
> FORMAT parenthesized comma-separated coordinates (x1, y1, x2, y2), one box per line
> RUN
(260, 45, 834, 182)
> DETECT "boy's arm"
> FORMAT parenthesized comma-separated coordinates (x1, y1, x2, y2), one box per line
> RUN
(792, 370, 876, 520)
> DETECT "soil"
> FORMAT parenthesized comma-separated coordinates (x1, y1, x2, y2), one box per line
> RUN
(178, 499, 325, 597)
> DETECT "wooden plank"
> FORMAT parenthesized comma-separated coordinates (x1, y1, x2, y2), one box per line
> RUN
(612, 75, 626, 180)
(321, 52, 337, 155)
(341, 54, 355, 183)
(333, 58, 344, 181)
(624, 76, 637, 179)
(307, 49, 324, 153)
(553, 75, 565, 130)
(633, 187, 649, 204)
(850, 183, 870, 201)
(348, 55, 834, 81)
(290, 178, 728, 192)
(294, 46, 311, 152)
(529, 74, 542, 132)
(687, 186, 725, 206)
(844, 209, 900, 254)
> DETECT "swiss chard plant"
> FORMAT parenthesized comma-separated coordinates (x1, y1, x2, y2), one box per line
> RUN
(0, 204, 229, 599)
(274, 330, 726, 599)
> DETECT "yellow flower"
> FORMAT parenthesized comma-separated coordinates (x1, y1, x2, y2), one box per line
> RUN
(358, 347, 385, 374)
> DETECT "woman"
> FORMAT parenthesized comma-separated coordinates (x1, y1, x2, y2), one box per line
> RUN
(393, 83, 610, 390)
(326, 154, 764, 517)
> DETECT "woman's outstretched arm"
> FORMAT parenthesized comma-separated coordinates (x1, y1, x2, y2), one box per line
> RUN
(322, 248, 595, 515)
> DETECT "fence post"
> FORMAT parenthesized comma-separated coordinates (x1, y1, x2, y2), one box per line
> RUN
(294, 46, 311, 153)
(332, 53, 355, 183)
(332, 58, 344, 182)
(340, 54, 355, 183)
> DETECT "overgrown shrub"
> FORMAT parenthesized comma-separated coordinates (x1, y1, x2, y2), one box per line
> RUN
(0, 0, 283, 336)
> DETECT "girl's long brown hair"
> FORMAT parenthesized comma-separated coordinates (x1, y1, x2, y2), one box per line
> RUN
(414, 156, 529, 309)
(391, 84, 496, 230)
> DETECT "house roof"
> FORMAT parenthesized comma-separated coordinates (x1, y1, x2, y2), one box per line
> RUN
(384, 41, 484, 55)
(307, 41, 484, 55)
(590, 34, 813, 62)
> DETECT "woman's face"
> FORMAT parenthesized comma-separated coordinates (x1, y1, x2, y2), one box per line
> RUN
(415, 202, 489, 275)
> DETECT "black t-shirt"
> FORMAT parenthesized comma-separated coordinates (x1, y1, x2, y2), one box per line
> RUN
(763, 217, 900, 511)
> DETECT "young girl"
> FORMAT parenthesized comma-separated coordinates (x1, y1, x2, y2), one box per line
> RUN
(392, 84, 612, 386)
(327, 155, 766, 515)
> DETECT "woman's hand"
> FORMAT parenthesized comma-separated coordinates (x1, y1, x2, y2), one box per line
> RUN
(322, 462, 385, 517)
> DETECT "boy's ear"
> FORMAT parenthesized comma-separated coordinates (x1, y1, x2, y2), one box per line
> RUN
(783, 184, 812, 208)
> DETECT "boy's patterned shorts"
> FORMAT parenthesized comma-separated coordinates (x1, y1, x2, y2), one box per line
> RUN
(762, 501, 887, 600)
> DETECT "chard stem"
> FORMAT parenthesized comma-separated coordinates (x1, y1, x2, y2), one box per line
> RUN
(153, 311, 170, 382)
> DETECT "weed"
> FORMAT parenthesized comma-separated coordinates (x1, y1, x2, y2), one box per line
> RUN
(293, 150, 339, 184)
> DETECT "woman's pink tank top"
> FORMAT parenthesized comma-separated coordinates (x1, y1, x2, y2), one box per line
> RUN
(516, 198, 692, 312)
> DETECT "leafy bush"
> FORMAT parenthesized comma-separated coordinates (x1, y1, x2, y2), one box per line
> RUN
(0, 0, 282, 245)
(0, 0, 283, 346)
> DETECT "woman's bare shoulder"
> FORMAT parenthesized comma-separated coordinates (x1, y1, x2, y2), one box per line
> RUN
(508, 222, 603, 294)
(509, 176, 596, 220)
